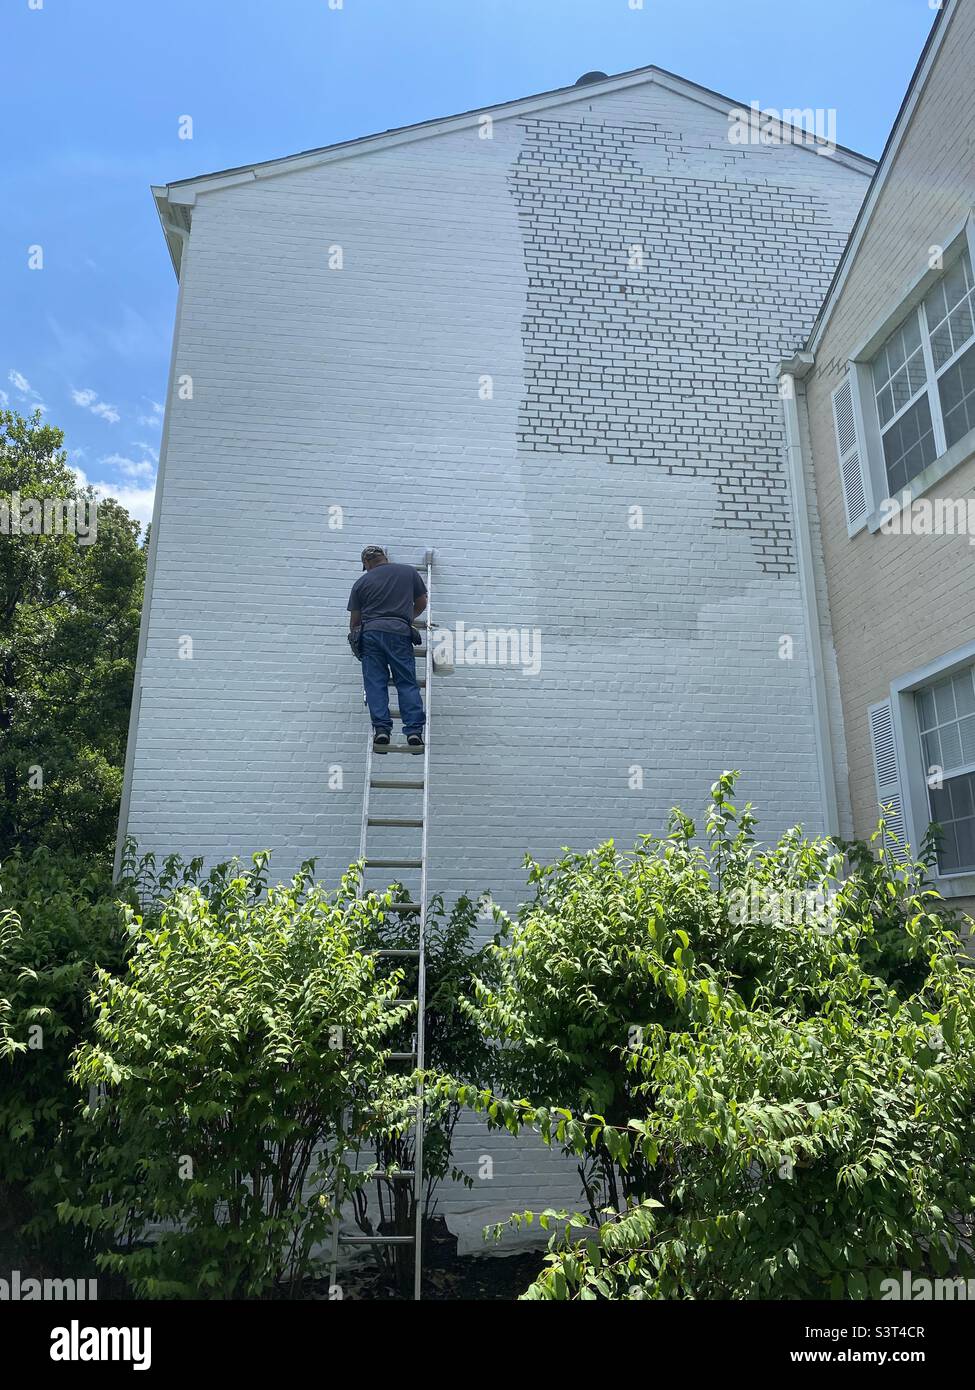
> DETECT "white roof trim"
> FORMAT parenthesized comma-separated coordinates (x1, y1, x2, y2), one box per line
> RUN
(805, 0, 958, 356)
(153, 64, 875, 276)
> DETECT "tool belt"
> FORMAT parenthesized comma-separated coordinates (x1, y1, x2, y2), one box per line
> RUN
(348, 621, 421, 660)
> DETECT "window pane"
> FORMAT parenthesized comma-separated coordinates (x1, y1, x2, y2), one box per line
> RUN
(877, 384, 895, 427)
(939, 822, 961, 872)
(873, 314, 925, 403)
(872, 349, 891, 393)
(882, 394, 937, 492)
(903, 313, 922, 355)
(929, 319, 954, 369)
(925, 251, 975, 369)
(930, 782, 952, 821)
(939, 341, 975, 450)
(960, 714, 975, 765)
(934, 679, 957, 724)
(924, 278, 948, 328)
(907, 350, 928, 396)
(955, 816, 975, 872)
(951, 774, 975, 820)
(940, 722, 963, 770)
(917, 687, 937, 729)
(890, 366, 912, 414)
(943, 257, 971, 313)
(948, 298, 974, 351)
(954, 671, 975, 718)
(923, 729, 942, 770)
(886, 327, 907, 375)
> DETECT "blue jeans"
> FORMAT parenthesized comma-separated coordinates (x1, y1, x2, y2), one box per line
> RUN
(361, 629, 426, 736)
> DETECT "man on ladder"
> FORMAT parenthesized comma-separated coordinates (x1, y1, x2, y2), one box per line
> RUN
(334, 546, 435, 1301)
(348, 544, 427, 755)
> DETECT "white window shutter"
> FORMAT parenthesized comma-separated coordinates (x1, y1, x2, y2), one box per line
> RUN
(868, 699, 908, 855)
(832, 376, 868, 535)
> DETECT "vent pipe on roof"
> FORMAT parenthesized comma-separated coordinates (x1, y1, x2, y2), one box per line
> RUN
(575, 71, 609, 85)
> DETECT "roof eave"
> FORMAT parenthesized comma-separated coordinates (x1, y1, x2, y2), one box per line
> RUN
(803, 0, 958, 357)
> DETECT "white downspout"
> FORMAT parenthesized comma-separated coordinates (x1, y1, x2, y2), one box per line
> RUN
(778, 356, 841, 837)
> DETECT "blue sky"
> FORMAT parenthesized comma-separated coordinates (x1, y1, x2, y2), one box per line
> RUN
(1, 0, 940, 529)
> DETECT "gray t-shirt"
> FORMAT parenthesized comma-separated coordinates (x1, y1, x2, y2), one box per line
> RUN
(348, 562, 426, 634)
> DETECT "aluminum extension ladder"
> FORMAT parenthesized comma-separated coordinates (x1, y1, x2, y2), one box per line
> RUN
(328, 548, 436, 1302)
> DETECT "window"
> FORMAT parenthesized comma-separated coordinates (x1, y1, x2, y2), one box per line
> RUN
(870, 249, 975, 495)
(916, 663, 975, 874)
(833, 223, 975, 536)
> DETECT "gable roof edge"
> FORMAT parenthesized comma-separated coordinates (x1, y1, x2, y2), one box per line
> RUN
(804, 0, 958, 357)
(153, 63, 877, 277)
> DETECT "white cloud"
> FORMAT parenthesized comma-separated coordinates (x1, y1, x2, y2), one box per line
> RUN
(7, 372, 46, 415)
(71, 386, 120, 424)
(9, 369, 34, 395)
(73, 463, 156, 529)
(101, 452, 155, 481)
(0, 389, 8, 408)
(138, 400, 164, 428)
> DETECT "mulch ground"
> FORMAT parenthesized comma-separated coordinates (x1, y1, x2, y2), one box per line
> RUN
(307, 1247, 547, 1301)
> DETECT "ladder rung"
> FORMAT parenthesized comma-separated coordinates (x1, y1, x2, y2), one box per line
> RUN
(388, 1051, 416, 1061)
(366, 1170, 415, 1181)
(371, 948, 420, 958)
(384, 902, 421, 913)
(366, 858, 422, 869)
(376, 746, 425, 755)
(339, 1234, 415, 1246)
(370, 779, 424, 789)
(368, 817, 424, 828)
(387, 679, 426, 687)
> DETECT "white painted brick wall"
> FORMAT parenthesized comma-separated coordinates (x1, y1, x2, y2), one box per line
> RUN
(123, 78, 869, 1242)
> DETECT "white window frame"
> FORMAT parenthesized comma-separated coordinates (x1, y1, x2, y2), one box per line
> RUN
(840, 212, 975, 536)
(889, 637, 975, 898)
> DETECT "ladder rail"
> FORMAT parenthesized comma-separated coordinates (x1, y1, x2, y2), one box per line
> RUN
(357, 734, 373, 895)
(328, 547, 434, 1303)
(413, 549, 433, 1301)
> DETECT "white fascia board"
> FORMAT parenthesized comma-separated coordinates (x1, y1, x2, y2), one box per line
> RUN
(152, 187, 189, 279)
(805, 0, 959, 357)
(158, 66, 875, 207)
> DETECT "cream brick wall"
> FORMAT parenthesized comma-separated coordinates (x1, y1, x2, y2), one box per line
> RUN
(803, 0, 975, 915)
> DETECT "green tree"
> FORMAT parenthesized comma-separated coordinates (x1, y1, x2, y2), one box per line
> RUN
(0, 408, 145, 861)
(0, 847, 133, 1274)
(447, 775, 975, 1299)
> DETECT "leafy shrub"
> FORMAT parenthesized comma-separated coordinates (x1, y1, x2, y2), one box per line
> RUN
(0, 848, 132, 1273)
(64, 856, 418, 1299)
(449, 774, 975, 1298)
